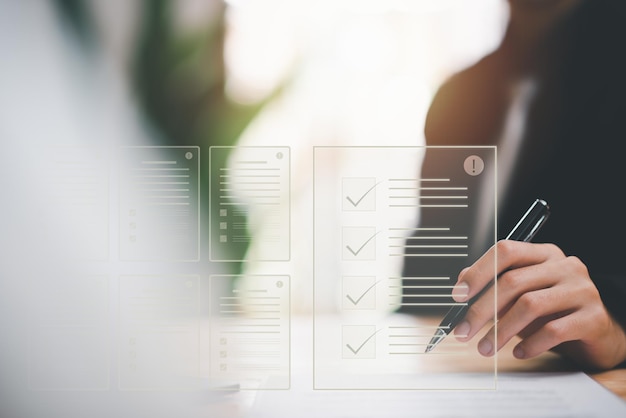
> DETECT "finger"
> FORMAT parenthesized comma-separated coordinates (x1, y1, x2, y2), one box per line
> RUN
(512, 312, 588, 359)
(495, 260, 565, 313)
(455, 261, 562, 342)
(452, 241, 564, 303)
(454, 280, 496, 341)
(479, 285, 581, 356)
(517, 312, 566, 340)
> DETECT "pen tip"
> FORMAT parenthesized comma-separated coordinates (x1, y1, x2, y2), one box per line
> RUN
(424, 329, 447, 354)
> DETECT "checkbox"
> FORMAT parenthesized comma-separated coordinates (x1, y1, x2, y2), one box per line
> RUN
(220, 209, 227, 217)
(220, 222, 228, 230)
(343, 276, 378, 310)
(342, 227, 378, 260)
(220, 235, 228, 243)
(342, 325, 378, 359)
(342, 177, 377, 212)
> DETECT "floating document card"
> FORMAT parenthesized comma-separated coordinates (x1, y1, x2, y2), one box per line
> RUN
(119, 146, 200, 261)
(313, 146, 497, 389)
(118, 275, 199, 390)
(209, 275, 290, 389)
(210, 147, 290, 262)
(29, 275, 109, 390)
(40, 146, 109, 260)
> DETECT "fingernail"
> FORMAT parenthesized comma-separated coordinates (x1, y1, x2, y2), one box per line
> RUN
(452, 282, 469, 302)
(513, 346, 525, 359)
(454, 321, 470, 339)
(478, 338, 493, 356)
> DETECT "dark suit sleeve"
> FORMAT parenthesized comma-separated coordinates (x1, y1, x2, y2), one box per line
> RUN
(401, 0, 626, 328)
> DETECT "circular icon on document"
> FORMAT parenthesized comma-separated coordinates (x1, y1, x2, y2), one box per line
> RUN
(464, 155, 484, 176)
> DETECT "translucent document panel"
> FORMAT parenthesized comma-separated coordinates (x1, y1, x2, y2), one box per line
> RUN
(209, 147, 290, 261)
(40, 146, 109, 260)
(29, 275, 109, 390)
(119, 146, 200, 261)
(118, 275, 199, 390)
(313, 146, 497, 390)
(209, 275, 290, 389)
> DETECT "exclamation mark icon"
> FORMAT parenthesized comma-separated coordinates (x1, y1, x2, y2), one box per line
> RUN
(464, 155, 484, 176)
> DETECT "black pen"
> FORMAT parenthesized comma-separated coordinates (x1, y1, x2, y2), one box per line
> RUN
(424, 198, 551, 353)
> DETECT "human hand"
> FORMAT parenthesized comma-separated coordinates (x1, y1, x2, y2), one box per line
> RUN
(451, 240, 626, 370)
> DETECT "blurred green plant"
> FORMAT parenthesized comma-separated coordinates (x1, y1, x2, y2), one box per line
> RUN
(53, 0, 96, 48)
(55, 0, 282, 270)
(132, 0, 270, 270)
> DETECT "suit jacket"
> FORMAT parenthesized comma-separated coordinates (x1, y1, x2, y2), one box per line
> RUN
(400, 0, 626, 328)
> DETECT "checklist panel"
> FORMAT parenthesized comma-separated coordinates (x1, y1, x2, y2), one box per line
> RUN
(395, 149, 492, 312)
(40, 146, 109, 260)
(209, 147, 290, 261)
(119, 146, 200, 261)
(118, 275, 199, 390)
(209, 275, 290, 389)
(28, 275, 109, 390)
(313, 146, 496, 390)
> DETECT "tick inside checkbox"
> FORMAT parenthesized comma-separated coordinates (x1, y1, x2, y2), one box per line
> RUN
(342, 227, 378, 260)
(342, 177, 378, 212)
(343, 276, 378, 310)
(342, 325, 378, 359)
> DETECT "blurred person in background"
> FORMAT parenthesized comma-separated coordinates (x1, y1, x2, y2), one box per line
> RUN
(226, 0, 507, 314)
(401, 0, 626, 370)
